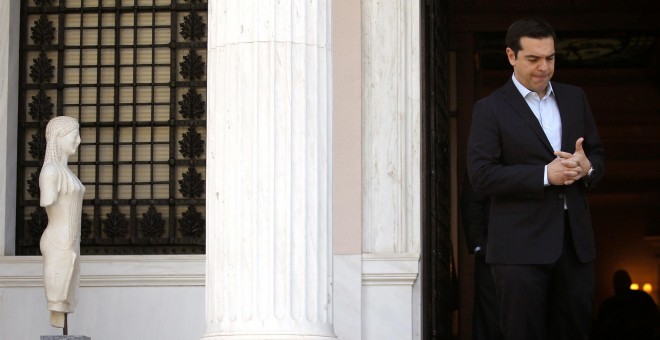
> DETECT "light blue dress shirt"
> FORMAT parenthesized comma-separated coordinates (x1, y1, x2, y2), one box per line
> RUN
(511, 74, 562, 187)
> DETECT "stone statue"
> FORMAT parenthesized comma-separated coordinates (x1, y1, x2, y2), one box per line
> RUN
(39, 116, 85, 331)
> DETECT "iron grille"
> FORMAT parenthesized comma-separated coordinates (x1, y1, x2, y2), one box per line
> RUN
(422, 0, 453, 338)
(17, 0, 207, 255)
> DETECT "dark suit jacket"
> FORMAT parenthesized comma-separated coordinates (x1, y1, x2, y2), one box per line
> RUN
(467, 79, 605, 265)
(460, 175, 490, 254)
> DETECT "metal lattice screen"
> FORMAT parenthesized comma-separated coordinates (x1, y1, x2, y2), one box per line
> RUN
(17, 0, 207, 255)
(422, 0, 453, 338)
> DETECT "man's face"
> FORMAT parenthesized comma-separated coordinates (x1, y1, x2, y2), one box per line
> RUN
(507, 36, 555, 97)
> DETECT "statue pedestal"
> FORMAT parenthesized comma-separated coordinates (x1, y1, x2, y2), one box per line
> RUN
(40, 336, 90, 340)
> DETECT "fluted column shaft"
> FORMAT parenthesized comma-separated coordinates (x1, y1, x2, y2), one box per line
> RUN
(204, 0, 335, 339)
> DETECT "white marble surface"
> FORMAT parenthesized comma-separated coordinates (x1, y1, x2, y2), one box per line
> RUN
(362, 253, 420, 340)
(333, 254, 362, 340)
(0, 255, 205, 288)
(362, 0, 421, 254)
(0, 255, 205, 340)
(205, 0, 335, 338)
(362, 252, 420, 286)
(360, 1, 422, 338)
(1, 285, 204, 340)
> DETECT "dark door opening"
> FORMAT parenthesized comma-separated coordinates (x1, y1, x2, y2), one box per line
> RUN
(449, 3, 660, 340)
(421, 0, 454, 339)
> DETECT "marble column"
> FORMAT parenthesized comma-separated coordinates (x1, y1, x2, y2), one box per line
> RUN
(204, 1, 335, 339)
(361, 0, 422, 339)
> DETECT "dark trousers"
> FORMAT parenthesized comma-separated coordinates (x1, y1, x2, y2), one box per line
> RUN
(473, 255, 504, 340)
(491, 214, 594, 340)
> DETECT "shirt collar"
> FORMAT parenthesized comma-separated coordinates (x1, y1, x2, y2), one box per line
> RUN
(511, 73, 554, 99)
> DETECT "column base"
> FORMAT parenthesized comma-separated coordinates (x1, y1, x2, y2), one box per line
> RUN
(40, 336, 91, 340)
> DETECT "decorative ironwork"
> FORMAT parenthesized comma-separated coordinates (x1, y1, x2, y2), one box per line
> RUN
(27, 171, 41, 198)
(17, 1, 208, 255)
(180, 11, 206, 42)
(18, 0, 57, 255)
(179, 49, 205, 81)
(175, 6, 207, 246)
(81, 213, 92, 240)
(178, 205, 204, 238)
(35, 0, 56, 7)
(28, 127, 46, 161)
(29, 52, 54, 83)
(103, 206, 129, 240)
(28, 89, 54, 121)
(179, 127, 205, 159)
(28, 207, 48, 240)
(179, 167, 205, 198)
(179, 88, 205, 119)
(30, 14, 55, 46)
(140, 206, 165, 239)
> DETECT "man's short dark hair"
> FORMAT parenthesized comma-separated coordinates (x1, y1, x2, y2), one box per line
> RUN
(506, 18, 556, 57)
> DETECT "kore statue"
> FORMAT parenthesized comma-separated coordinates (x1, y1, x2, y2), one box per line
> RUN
(39, 116, 85, 331)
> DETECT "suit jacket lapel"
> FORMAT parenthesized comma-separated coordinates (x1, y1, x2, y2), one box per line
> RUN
(502, 79, 555, 155)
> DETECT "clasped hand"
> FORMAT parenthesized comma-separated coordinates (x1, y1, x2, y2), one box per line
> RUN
(548, 137, 592, 186)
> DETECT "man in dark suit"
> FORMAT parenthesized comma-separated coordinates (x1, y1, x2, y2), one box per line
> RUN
(460, 175, 503, 340)
(466, 18, 605, 340)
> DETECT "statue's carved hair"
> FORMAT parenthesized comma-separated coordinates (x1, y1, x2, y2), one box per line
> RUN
(44, 116, 79, 193)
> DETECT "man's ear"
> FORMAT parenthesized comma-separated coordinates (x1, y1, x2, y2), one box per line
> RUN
(506, 47, 516, 66)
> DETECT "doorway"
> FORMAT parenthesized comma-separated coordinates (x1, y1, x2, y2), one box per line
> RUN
(448, 3, 660, 340)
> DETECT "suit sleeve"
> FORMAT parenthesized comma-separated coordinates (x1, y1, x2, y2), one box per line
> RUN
(467, 98, 547, 198)
(460, 175, 489, 254)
